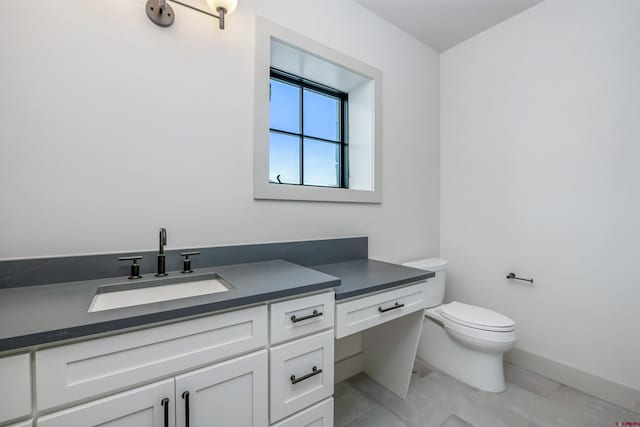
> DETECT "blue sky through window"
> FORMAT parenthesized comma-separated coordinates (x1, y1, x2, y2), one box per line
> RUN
(303, 90, 340, 141)
(269, 132, 300, 184)
(303, 138, 340, 186)
(270, 80, 300, 133)
(269, 76, 343, 187)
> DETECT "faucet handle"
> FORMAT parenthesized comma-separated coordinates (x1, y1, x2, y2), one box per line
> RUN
(180, 252, 200, 274)
(119, 256, 143, 279)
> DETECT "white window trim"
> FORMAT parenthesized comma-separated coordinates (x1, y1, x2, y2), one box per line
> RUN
(253, 17, 383, 203)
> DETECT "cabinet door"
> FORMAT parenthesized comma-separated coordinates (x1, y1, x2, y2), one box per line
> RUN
(37, 379, 174, 427)
(0, 353, 31, 424)
(175, 350, 268, 427)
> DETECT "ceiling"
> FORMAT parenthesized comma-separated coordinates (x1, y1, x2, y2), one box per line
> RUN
(355, 0, 545, 52)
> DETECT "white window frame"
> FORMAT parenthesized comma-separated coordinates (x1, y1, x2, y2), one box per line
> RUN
(253, 17, 383, 203)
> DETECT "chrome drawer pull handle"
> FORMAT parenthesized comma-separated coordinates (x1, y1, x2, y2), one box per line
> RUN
(378, 302, 405, 313)
(290, 366, 322, 384)
(290, 309, 323, 323)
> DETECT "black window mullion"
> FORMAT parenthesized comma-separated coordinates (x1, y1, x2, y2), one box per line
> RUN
(341, 97, 347, 188)
(300, 85, 304, 185)
(337, 93, 341, 187)
(271, 68, 344, 99)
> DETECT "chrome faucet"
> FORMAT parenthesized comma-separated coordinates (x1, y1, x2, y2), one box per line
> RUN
(156, 227, 168, 277)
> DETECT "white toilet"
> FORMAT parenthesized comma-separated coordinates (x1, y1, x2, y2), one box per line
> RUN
(403, 258, 516, 392)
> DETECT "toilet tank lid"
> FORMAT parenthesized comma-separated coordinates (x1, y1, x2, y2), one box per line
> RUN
(402, 258, 448, 272)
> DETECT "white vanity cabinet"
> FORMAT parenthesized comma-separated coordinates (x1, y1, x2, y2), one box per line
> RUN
(334, 281, 430, 400)
(26, 290, 336, 427)
(269, 293, 335, 426)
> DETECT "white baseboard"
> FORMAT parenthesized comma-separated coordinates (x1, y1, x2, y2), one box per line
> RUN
(335, 333, 362, 361)
(335, 353, 364, 384)
(505, 347, 640, 414)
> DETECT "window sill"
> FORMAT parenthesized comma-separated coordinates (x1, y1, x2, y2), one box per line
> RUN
(254, 182, 381, 204)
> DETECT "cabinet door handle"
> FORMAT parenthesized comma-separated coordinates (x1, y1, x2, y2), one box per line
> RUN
(378, 302, 405, 313)
(161, 398, 169, 427)
(290, 309, 323, 323)
(290, 366, 322, 384)
(182, 391, 190, 427)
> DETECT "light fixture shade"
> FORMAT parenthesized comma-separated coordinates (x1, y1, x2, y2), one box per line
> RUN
(206, 0, 237, 14)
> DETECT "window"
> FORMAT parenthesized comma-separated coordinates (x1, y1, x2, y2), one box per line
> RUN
(269, 69, 348, 188)
(254, 18, 382, 203)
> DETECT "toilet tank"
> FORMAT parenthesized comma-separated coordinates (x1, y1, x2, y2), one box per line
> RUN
(402, 258, 448, 308)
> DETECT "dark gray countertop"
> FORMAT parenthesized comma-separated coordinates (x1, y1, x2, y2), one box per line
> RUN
(312, 259, 434, 300)
(0, 260, 339, 352)
(0, 257, 434, 353)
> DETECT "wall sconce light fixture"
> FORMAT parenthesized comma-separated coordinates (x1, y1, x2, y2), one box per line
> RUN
(146, 0, 237, 29)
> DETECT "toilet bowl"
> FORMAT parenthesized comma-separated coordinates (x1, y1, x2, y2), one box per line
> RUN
(403, 259, 516, 392)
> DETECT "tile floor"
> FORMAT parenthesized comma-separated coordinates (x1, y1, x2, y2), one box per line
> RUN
(334, 360, 640, 427)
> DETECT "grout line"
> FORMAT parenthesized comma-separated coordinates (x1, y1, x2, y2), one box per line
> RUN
(346, 374, 409, 420)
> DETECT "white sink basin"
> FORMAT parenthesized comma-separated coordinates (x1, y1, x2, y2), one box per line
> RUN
(88, 273, 231, 312)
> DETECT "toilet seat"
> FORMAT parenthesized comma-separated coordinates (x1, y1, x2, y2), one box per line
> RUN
(438, 302, 515, 332)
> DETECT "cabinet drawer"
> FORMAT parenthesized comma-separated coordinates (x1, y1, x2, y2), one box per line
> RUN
(0, 353, 31, 424)
(270, 330, 334, 423)
(270, 292, 334, 345)
(271, 398, 333, 427)
(335, 282, 428, 338)
(37, 379, 174, 427)
(36, 305, 267, 410)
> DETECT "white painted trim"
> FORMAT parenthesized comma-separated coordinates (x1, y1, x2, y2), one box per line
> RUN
(505, 348, 640, 414)
(334, 353, 364, 384)
(335, 333, 362, 363)
(253, 17, 383, 204)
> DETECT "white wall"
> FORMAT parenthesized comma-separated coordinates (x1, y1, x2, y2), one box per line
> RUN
(441, 0, 640, 393)
(0, 0, 440, 259)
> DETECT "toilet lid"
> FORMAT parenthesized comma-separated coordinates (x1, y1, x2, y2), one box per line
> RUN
(439, 302, 515, 332)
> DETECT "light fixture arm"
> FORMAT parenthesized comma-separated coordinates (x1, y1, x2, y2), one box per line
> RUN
(146, 0, 234, 30)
